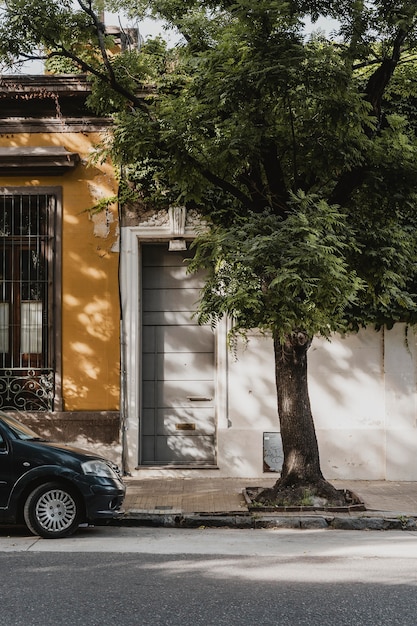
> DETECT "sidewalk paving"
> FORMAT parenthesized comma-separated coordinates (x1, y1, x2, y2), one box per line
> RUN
(119, 477, 417, 531)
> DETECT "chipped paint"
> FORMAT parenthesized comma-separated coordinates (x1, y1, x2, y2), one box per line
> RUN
(91, 210, 113, 238)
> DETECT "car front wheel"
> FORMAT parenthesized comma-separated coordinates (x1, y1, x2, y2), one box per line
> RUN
(23, 482, 81, 539)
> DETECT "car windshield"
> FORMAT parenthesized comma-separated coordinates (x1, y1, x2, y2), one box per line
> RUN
(0, 413, 43, 440)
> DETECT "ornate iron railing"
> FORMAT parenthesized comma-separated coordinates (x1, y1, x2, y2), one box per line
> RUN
(0, 369, 54, 411)
(0, 191, 56, 411)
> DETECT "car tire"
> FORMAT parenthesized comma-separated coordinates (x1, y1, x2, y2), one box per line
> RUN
(23, 482, 81, 539)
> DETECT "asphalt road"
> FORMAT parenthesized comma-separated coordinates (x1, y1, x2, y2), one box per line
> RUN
(1, 526, 417, 625)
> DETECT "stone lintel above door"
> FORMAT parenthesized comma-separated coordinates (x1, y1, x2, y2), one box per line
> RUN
(121, 205, 206, 235)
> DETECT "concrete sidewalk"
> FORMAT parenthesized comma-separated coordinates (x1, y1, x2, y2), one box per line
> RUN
(119, 477, 417, 531)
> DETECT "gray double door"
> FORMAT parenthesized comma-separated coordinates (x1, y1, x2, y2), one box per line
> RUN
(141, 244, 216, 466)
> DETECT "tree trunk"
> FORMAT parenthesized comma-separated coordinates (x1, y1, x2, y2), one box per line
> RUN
(274, 331, 323, 486)
(255, 331, 343, 504)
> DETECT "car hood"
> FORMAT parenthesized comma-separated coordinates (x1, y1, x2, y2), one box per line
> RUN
(32, 440, 114, 464)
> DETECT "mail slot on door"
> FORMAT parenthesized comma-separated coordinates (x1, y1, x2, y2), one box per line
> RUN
(187, 397, 212, 402)
(176, 423, 196, 431)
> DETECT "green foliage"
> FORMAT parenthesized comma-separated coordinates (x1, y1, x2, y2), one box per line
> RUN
(45, 54, 83, 74)
(2, 0, 417, 341)
(189, 194, 363, 340)
(0, 0, 99, 70)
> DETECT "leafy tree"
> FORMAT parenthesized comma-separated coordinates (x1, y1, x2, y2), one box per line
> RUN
(2, 0, 417, 502)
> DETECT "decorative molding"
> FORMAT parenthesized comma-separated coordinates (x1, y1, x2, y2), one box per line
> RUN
(138, 209, 170, 228)
(168, 205, 187, 250)
(124, 206, 208, 232)
(186, 208, 207, 231)
(168, 205, 186, 236)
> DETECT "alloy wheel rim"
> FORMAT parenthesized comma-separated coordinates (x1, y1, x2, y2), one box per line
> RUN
(35, 489, 77, 532)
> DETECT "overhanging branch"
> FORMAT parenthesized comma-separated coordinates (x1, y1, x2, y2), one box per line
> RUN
(76, 0, 117, 88)
(365, 27, 408, 119)
(54, 46, 149, 112)
(197, 162, 255, 211)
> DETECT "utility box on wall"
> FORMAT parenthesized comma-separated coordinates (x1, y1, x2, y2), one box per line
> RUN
(263, 432, 283, 473)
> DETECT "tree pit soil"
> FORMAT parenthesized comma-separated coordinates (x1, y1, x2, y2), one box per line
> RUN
(244, 485, 365, 513)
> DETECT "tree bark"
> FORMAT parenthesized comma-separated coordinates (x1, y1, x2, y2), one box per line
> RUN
(255, 331, 343, 504)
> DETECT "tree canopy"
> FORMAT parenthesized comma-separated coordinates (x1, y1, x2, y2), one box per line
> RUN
(2, 0, 416, 339)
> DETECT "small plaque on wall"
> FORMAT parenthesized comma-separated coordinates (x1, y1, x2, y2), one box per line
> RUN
(263, 432, 283, 473)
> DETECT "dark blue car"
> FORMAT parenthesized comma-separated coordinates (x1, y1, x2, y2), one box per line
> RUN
(0, 412, 125, 538)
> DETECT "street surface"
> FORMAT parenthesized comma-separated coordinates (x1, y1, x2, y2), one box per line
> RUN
(1, 526, 417, 625)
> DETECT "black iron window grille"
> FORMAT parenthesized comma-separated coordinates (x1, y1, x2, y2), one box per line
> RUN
(0, 193, 55, 411)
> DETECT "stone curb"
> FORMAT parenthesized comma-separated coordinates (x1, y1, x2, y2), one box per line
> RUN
(114, 512, 417, 531)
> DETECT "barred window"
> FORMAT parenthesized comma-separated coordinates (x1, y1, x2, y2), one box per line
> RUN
(0, 192, 55, 411)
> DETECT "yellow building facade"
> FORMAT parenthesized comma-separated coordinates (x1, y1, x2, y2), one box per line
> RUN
(0, 76, 121, 459)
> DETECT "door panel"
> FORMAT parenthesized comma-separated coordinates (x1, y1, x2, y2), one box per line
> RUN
(142, 311, 198, 326)
(149, 380, 214, 407)
(141, 244, 216, 466)
(143, 380, 214, 411)
(143, 266, 205, 289)
(142, 408, 216, 436)
(143, 287, 202, 313)
(143, 351, 214, 381)
(142, 435, 216, 464)
(143, 326, 213, 354)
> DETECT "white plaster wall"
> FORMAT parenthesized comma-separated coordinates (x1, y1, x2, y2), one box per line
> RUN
(308, 329, 386, 480)
(227, 333, 277, 431)
(225, 333, 278, 477)
(384, 325, 417, 480)
(222, 325, 417, 481)
(217, 429, 265, 477)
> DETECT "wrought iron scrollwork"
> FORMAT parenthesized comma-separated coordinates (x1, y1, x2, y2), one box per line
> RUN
(0, 369, 54, 411)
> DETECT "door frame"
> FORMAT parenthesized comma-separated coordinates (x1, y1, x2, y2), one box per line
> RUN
(120, 217, 228, 472)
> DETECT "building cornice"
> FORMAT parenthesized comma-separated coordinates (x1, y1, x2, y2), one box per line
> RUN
(0, 117, 112, 134)
(0, 146, 80, 175)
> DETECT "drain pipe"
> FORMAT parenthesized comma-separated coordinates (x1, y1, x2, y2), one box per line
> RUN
(117, 170, 131, 476)
(119, 316, 130, 476)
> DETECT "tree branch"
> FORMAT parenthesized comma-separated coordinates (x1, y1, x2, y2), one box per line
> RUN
(197, 162, 255, 211)
(238, 162, 270, 211)
(53, 46, 149, 112)
(330, 25, 411, 208)
(76, 0, 118, 88)
(365, 27, 408, 119)
(261, 140, 289, 216)
(328, 166, 367, 207)
(42, 15, 253, 212)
